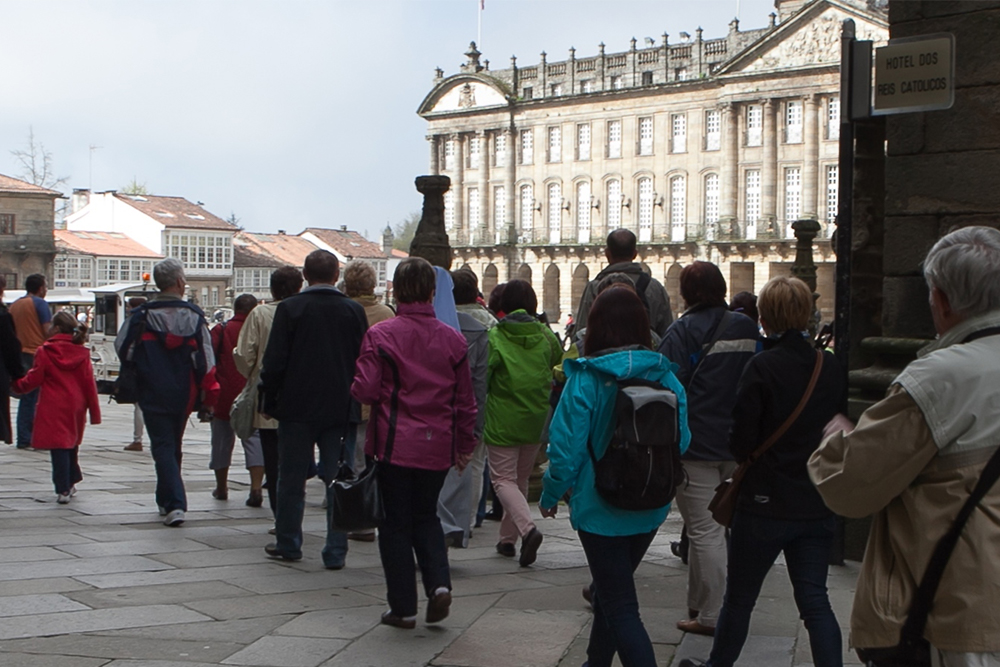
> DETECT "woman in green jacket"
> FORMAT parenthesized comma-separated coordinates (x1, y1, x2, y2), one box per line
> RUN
(485, 280, 563, 566)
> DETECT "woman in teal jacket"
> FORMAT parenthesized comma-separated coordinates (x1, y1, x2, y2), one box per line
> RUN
(485, 279, 563, 567)
(541, 287, 690, 667)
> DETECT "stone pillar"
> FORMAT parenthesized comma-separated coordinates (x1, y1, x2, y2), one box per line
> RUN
(791, 218, 822, 338)
(479, 130, 490, 243)
(803, 94, 820, 219)
(453, 133, 465, 245)
(427, 135, 440, 176)
(761, 99, 778, 236)
(505, 126, 517, 246)
(720, 102, 739, 236)
(410, 175, 453, 270)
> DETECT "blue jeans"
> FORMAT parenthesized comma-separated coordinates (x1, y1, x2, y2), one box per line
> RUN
(579, 529, 659, 667)
(50, 447, 82, 495)
(16, 352, 38, 447)
(377, 462, 450, 618)
(707, 512, 841, 667)
(275, 420, 351, 566)
(142, 410, 189, 513)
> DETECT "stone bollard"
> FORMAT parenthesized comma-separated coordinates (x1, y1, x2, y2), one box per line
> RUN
(409, 175, 453, 270)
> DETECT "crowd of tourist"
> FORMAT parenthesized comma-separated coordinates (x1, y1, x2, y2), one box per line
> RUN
(5, 224, 1000, 667)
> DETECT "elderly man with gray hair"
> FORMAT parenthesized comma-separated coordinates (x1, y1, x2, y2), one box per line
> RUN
(809, 226, 1000, 667)
(116, 258, 219, 527)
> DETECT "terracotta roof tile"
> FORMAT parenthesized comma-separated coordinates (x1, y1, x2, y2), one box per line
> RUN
(0, 173, 62, 196)
(115, 194, 236, 231)
(234, 231, 319, 268)
(302, 227, 387, 260)
(54, 230, 162, 258)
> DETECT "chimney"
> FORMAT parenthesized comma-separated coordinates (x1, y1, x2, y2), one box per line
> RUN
(340, 225, 348, 232)
(71, 188, 91, 215)
(277, 229, 286, 235)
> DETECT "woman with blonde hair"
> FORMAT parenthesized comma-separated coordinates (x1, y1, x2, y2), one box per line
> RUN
(680, 276, 845, 667)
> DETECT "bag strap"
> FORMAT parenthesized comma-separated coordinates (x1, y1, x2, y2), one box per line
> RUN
(900, 441, 1000, 648)
(687, 310, 736, 389)
(747, 349, 823, 465)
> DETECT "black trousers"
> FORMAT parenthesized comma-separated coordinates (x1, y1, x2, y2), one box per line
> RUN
(259, 428, 279, 515)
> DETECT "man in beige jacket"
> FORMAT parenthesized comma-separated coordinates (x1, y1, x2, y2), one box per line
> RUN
(809, 226, 1000, 667)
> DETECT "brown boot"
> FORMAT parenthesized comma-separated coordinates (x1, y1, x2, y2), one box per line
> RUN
(123, 441, 143, 452)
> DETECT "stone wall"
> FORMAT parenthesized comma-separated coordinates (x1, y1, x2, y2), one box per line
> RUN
(0, 193, 57, 287)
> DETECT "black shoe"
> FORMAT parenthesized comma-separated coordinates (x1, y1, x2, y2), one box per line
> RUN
(519, 528, 543, 567)
(677, 660, 706, 667)
(495, 541, 516, 558)
(246, 490, 263, 507)
(483, 509, 503, 522)
(582, 585, 592, 605)
(264, 543, 301, 561)
(381, 610, 416, 629)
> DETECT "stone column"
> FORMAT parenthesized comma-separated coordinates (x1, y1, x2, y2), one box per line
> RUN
(453, 133, 465, 245)
(410, 175, 453, 270)
(479, 130, 490, 244)
(427, 136, 440, 176)
(761, 99, 777, 236)
(803, 94, 820, 219)
(719, 102, 739, 236)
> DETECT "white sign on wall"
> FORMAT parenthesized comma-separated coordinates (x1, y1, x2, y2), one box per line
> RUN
(873, 34, 955, 115)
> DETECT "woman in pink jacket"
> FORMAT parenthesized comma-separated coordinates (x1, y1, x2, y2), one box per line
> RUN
(351, 257, 478, 630)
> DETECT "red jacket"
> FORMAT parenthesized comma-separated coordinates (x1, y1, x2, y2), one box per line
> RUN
(13, 334, 101, 449)
(210, 313, 248, 421)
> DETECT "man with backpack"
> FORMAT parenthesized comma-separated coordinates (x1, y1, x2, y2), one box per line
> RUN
(116, 258, 219, 527)
(573, 229, 674, 337)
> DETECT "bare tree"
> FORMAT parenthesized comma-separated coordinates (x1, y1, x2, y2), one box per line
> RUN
(226, 212, 242, 229)
(9, 127, 68, 190)
(120, 177, 149, 195)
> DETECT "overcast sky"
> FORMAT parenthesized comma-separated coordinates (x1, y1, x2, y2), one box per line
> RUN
(1, 0, 775, 240)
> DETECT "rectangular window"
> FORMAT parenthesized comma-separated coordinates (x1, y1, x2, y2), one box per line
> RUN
(704, 109, 721, 151)
(638, 177, 653, 243)
(826, 165, 839, 230)
(671, 113, 687, 153)
(675, 68, 689, 81)
(494, 132, 507, 166)
(607, 120, 622, 159)
(468, 135, 481, 167)
(576, 181, 591, 244)
(494, 185, 506, 239)
(444, 190, 455, 232)
(785, 167, 802, 236)
(671, 176, 686, 242)
(550, 83, 563, 96)
(746, 105, 762, 147)
(745, 170, 761, 240)
(548, 183, 562, 244)
(0, 214, 14, 235)
(607, 179, 622, 229)
(577, 123, 591, 161)
(523, 86, 533, 99)
(704, 173, 720, 240)
(641, 71, 653, 85)
(581, 79, 594, 93)
(520, 184, 533, 233)
(827, 96, 840, 141)
(444, 139, 455, 171)
(786, 100, 803, 144)
(610, 75, 623, 90)
(164, 232, 232, 272)
(638, 117, 654, 156)
(468, 188, 480, 236)
(520, 129, 533, 165)
(547, 126, 561, 163)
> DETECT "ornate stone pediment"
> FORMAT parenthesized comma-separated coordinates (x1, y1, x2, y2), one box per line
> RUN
(738, 7, 887, 72)
(427, 79, 507, 114)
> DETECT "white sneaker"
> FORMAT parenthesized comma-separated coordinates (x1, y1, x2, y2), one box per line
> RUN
(163, 509, 185, 526)
(158, 506, 167, 516)
(56, 493, 71, 504)
(70, 485, 78, 497)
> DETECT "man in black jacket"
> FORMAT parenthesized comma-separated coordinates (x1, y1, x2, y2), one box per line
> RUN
(260, 250, 368, 567)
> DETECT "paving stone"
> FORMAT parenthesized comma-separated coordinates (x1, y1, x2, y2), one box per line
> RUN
(96, 615, 295, 644)
(0, 604, 212, 640)
(0, 652, 109, 667)
(0, 556, 173, 582)
(273, 605, 385, 639)
(221, 636, 348, 666)
(75, 563, 282, 589)
(433, 608, 591, 667)
(0, 576, 94, 597)
(0, 593, 91, 617)
(56, 538, 214, 558)
(67, 580, 252, 609)
(184, 588, 383, 621)
(0, 546, 78, 562)
(229, 568, 385, 595)
(0, 634, 243, 663)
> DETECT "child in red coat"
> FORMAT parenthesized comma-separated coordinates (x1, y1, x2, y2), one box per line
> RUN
(14, 311, 101, 503)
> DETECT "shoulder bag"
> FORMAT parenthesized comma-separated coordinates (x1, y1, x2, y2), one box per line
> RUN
(708, 349, 823, 527)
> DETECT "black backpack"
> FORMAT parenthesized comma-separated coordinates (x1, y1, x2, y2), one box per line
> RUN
(587, 378, 685, 511)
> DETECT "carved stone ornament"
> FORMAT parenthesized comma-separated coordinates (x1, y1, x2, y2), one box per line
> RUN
(743, 8, 887, 72)
(458, 83, 476, 109)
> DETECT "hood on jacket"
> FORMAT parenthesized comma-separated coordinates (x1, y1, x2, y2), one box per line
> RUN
(43, 334, 91, 372)
(566, 347, 678, 382)
(496, 310, 550, 349)
(457, 311, 488, 344)
(594, 261, 644, 281)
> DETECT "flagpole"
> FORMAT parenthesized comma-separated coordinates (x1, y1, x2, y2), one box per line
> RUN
(478, 0, 483, 51)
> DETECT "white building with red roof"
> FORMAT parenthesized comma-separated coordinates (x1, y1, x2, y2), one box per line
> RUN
(53, 230, 163, 289)
(300, 226, 390, 293)
(232, 231, 321, 301)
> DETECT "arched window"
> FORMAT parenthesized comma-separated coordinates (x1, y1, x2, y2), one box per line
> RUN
(606, 179, 622, 230)
(571, 263, 590, 319)
(519, 184, 533, 235)
(670, 175, 686, 242)
(704, 173, 720, 241)
(483, 264, 499, 299)
(637, 177, 653, 242)
(576, 181, 591, 243)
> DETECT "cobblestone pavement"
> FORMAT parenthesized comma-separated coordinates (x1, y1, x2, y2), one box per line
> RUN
(0, 400, 861, 667)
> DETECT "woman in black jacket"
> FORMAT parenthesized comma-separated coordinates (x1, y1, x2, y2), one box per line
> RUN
(0, 275, 26, 443)
(681, 276, 845, 667)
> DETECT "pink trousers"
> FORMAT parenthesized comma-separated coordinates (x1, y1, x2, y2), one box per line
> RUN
(487, 443, 540, 545)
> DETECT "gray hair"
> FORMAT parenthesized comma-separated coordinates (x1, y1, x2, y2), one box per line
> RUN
(153, 258, 186, 290)
(923, 226, 1000, 318)
(343, 260, 377, 298)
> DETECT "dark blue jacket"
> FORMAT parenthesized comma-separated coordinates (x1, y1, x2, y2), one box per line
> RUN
(657, 305, 759, 461)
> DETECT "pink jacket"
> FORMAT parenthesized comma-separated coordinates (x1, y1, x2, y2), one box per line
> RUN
(351, 302, 477, 471)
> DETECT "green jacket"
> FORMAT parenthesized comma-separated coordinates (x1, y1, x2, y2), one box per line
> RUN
(484, 311, 563, 447)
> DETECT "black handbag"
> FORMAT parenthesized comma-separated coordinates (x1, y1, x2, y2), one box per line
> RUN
(327, 402, 390, 532)
(111, 314, 146, 405)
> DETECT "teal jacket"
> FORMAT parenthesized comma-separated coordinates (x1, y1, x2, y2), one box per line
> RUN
(483, 311, 563, 447)
(541, 348, 691, 536)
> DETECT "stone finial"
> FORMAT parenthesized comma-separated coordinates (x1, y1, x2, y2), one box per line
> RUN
(769, 12, 777, 28)
(382, 224, 394, 256)
(630, 37, 637, 51)
(696, 27, 703, 41)
(483, 59, 489, 70)
(410, 176, 453, 269)
(434, 67, 444, 80)
(599, 42, 605, 55)
(540, 51, 547, 62)
(511, 55, 517, 68)
(463, 41, 483, 73)
(662, 32, 669, 46)
(729, 17, 740, 33)
(569, 46, 576, 59)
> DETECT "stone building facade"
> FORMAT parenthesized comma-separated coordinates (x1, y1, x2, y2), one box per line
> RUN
(418, 0, 887, 324)
(0, 173, 61, 290)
